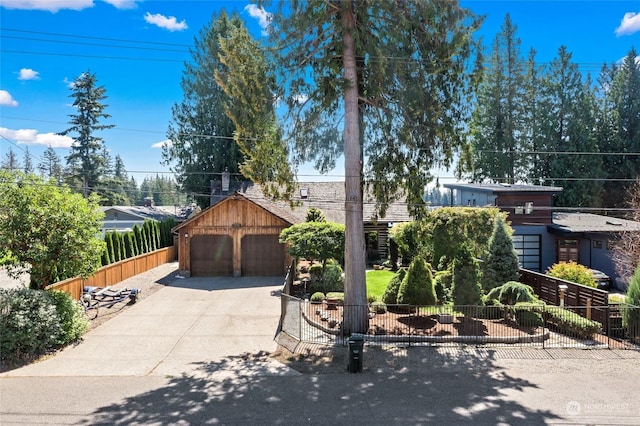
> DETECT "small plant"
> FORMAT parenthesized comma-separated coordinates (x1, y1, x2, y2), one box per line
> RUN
(367, 293, 378, 303)
(434, 270, 452, 304)
(322, 263, 345, 292)
(370, 301, 387, 314)
(486, 281, 538, 305)
(546, 261, 597, 288)
(325, 292, 344, 302)
(309, 264, 323, 282)
(310, 292, 325, 303)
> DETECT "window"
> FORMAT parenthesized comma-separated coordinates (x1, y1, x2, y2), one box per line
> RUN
(593, 240, 603, 249)
(512, 235, 541, 271)
(525, 202, 534, 214)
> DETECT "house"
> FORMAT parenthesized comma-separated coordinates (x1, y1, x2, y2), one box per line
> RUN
(443, 182, 640, 289)
(173, 181, 412, 277)
(101, 205, 185, 234)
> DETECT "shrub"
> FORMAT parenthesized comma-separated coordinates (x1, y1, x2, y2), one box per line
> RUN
(451, 245, 482, 306)
(370, 301, 387, 314)
(397, 257, 436, 306)
(494, 281, 537, 305)
(367, 293, 378, 303)
(310, 292, 325, 302)
(382, 268, 406, 305)
(546, 261, 597, 288)
(544, 307, 601, 339)
(322, 263, 344, 292)
(47, 290, 89, 345)
(623, 264, 640, 342)
(434, 270, 452, 304)
(325, 292, 344, 303)
(481, 216, 520, 292)
(309, 264, 324, 283)
(0, 288, 64, 361)
(514, 308, 544, 328)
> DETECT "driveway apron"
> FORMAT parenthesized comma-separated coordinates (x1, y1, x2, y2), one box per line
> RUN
(2, 276, 286, 378)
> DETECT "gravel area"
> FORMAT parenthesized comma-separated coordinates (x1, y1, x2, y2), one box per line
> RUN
(85, 262, 179, 330)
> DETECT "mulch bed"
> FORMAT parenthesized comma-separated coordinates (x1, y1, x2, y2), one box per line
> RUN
(307, 302, 541, 338)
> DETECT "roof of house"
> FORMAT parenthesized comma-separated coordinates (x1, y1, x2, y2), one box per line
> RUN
(550, 212, 640, 234)
(238, 181, 413, 224)
(443, 182, 563, 194)
(101, 205, 183, 221)
(191, 181, 413, 228)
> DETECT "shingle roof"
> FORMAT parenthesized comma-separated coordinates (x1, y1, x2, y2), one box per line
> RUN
(238, 181, 413, 224)
(550, 212, 640, 233)
(101, 206, 182, 221)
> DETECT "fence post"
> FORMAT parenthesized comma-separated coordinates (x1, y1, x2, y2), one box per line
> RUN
(586, 297, 592, 320)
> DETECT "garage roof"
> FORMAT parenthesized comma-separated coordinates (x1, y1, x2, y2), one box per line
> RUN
(549, 212, 640, 234)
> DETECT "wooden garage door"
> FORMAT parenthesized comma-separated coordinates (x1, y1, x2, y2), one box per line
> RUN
(241, 234, 285, 276)
(190, 235, 233, 276)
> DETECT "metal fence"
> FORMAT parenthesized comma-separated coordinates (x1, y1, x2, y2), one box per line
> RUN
(278, 294, 640, 350)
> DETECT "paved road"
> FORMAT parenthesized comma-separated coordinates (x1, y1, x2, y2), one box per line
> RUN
(2, 265, 640, 425)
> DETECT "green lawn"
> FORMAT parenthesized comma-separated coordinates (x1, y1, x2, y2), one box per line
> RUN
(366, 269, 395, 299)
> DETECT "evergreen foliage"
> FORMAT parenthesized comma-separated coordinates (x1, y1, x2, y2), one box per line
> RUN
(382, 267, 406, 305)
(451, 245, 483, 306)
(163, 11, 246, 209)
(481, 216, 520, 291)
(397, 258, 436, 306)
(623, 264, 640, 342)
(485, 281, 537, 305)
(59, 70, 114, 196)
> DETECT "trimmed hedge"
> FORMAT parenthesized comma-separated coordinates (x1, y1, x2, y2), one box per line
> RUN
(544, 307, 601, 339)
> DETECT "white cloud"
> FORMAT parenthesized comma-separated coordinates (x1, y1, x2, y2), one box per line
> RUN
(151, 139, 171, 149)
(102, 0, 138, 9)
(0, 0, 94, 12)
(18, 68, 40, 81)
(144, 12, 187, 32)
(0, 90, 18, 107)
(615, 11, 640, 36)
(245, 4, 271, 36)
(0, 127, 74, 148)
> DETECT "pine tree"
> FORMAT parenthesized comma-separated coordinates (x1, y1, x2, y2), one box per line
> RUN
(59, 70, 114, 197)
(38, 147, 64, 183)
(163, 11, 246, 209)
(481, 216, 520, 291)
(22, 146, 34, 174)
(1, 147, 21, 171)
(469, 14, 526, 184)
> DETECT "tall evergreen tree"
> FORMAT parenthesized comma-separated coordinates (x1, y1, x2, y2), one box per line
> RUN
(215, 20, 295, 201)
(469, 14, 525, 183)
(268, 0, 482, 333)
(59, 70, 114, 197)
(22, 146, 34, 174)
(546, 47, 603, 207)
(602, 48, 640, 208)
(163, 11, 245, 209)
(38, 147, 64, 183)
(1, 147, 21, 171)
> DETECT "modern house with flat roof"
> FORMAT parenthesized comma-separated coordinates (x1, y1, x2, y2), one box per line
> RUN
(443, 183, 639, 288)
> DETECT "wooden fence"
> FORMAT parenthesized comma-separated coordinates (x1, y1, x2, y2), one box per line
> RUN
(519, 268, 609, 328)
(46, 246, 177, 300)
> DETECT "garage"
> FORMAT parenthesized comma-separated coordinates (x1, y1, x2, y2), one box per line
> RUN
(190, 235, 233, 276)
(241, 234, 286, 276)
(173, 192, 294, 277)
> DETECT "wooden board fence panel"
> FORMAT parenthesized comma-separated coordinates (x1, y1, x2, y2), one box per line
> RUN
(46, 246, 177, 300)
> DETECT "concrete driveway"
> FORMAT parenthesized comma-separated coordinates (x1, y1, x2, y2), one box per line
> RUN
(2, 273, 292, 378)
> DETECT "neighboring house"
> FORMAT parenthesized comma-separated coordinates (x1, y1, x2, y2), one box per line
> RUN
(173, 181, 412, 277)
(101, 205, 187, 234)
(443, 182, 640, 289)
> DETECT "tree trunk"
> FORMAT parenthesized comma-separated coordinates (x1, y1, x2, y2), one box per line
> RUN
(341, 1, 368, 335)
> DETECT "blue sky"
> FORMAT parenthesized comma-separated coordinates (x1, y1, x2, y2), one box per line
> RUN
(1, 1, 640, 184)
